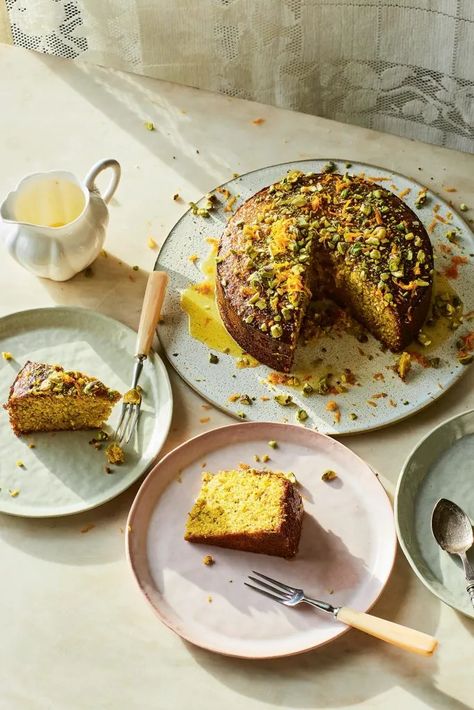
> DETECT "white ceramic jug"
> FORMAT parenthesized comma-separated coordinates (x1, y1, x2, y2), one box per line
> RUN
(0, 158, 121, 281)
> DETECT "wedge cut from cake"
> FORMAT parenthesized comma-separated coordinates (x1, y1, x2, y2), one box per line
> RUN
(4, 361, 121, 436)
(184, 468, 304, 558)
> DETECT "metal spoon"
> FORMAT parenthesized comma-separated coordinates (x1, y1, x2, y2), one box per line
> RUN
(431, 498, 474, 608)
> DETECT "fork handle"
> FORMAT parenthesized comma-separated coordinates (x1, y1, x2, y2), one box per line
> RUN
(136, 271, 169, 356)
(336, 606, 438, 656)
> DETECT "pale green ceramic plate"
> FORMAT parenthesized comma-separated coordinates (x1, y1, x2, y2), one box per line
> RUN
(0, 307, 172, 517)
(395, 410, 474, 618)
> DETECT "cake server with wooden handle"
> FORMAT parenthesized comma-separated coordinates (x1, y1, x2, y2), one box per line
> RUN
(115, 270, 169, 444)
(245, 571, 438, 656)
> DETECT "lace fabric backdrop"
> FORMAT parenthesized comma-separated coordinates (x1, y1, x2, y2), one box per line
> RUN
(1, 0, 474, 153)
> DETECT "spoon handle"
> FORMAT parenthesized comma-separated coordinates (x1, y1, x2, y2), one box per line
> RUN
(466, 581, 474, 609)
(459, 553, 474, 608)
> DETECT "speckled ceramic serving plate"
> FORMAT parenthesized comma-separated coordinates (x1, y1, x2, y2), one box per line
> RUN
(156, 159, 474, 435)
(0, 307, 172, 517)
(126, 422, 396, 658)
(395, 410, 474, 619)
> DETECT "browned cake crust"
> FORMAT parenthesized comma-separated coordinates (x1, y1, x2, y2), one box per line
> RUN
(4, 361, 121, 436)
(185, 474, 304, 559)
(216, 171, 433, 372)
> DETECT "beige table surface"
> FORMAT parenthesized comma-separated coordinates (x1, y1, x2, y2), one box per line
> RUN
(0, 44, 473, 710)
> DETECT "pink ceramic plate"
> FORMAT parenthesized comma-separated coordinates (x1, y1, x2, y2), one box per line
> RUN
(126, 423, 396, 658)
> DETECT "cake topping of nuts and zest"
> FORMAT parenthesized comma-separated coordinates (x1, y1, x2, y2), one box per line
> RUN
(217, 170, 433, 341)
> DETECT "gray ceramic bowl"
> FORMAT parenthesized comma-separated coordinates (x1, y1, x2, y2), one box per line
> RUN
(395, 409, 474, 618)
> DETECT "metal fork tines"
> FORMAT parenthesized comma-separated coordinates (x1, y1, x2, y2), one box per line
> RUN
(115, 355, 145, 445)
(245, 570, 335, 615)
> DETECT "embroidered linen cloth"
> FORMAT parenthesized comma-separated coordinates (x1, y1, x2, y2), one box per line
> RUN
(1, 0, 473, 153)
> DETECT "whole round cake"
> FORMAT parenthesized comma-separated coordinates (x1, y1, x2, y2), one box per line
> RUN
(216, 170, 434, 372)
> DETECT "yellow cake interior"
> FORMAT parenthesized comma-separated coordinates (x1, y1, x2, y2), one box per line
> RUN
(185, 468, 286, 538)
(11, 395, 116, 432)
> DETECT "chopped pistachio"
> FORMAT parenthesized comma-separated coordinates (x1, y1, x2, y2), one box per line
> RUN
(323, 161, 336, 173)
(349, 412, 358, 420)
(274, 394, 293, 406)
(209, 353, 219, 364)
(296, 409, 308, 422)
(460, 203, 468, 212)
(302, 382, 314, 395)
(144, 121, 155, 131)
(270, 324, 283, 338)
(2, 351, 12, 360)
(316, 375, 330, 394)
(322, 469, 337, 482)
(268, 440, 278, 449)
(239, 394, 252, 405)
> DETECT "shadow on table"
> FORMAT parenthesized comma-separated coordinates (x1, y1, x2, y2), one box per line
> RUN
(0, 481, 138, 565)
(457, 610, 474, 635)
(185, 551, 468, 710)
(38, 251, 148, 332)
(36, 53, 242, 194)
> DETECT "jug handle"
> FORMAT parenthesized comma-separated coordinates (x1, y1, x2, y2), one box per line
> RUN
(85, 159, 121, 205)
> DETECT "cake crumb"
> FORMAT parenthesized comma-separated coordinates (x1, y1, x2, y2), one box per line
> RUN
(147, 236, 158, 249)
(188, 254, 199, 263)
(322, 469, 338, 482)
(396, 351, 412, 381)
(127, 525, 132, 533)
(80, 523, 95, 533)
(199, 417, 210, 423)
(105, 443, 125, 465)
(252, 118, 265, 125)
(2, 351, 13, 360)
(202, 555, 215, 566)
(104, 466, 113, 474)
